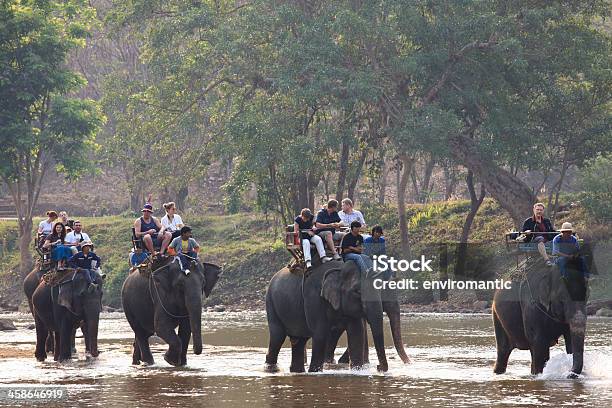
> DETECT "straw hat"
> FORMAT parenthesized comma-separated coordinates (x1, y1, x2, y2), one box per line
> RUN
(559, 222, 573, 232)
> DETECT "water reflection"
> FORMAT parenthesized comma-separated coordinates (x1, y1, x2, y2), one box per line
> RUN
(0, 312, 610, 407)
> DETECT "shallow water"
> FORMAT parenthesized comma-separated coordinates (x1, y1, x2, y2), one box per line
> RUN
(0, 311, 610, 407)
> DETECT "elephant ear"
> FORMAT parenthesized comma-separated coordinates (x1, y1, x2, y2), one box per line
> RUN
(321, 268, 343, 311)
(58, 274, 87, 314)
(202, 262, 222, 298)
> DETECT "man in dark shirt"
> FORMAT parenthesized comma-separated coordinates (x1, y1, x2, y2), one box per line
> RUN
(68, 241, 102, 292)
(315, 199, 343, 260)
(294, 208, 332, 269)
(341, 221, 372, 275)
(521, 202, 555, 266)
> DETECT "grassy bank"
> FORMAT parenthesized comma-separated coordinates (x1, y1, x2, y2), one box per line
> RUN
(0, 197, 609, 309)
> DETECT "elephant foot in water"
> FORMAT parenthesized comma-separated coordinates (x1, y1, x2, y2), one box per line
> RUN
(163, 350, 182, 367)
(567, 371, 581, 379)
(264, 363, 280, 373)
(34, 350, 47, 362)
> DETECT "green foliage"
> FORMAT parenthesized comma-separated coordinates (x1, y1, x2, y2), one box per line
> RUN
(0, 0, 104, 203)
(579, 154, 612, 222)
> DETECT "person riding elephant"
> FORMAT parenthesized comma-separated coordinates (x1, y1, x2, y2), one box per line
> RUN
(492, 243, 595, 378)
(30, 268, 104, 362)
(121, 257, 221, 366)
(264, 255, 391, 373)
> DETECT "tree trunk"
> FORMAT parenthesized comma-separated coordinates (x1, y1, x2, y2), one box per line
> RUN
(443, 164, 458, 200)
(460, 170, 486, 244)
(456, 171, 486, 277)
(347, 146, 368, 203)
(336, 138, 350, 202)
(450, 134, 535, 228)
(420, 158, 435, 203)
(397, 154, 413, 256)
(378, 150, 387, 206)
(129, 186, 142, 213)
(19, 218, 33, 277)
(176, 185, 189, 211)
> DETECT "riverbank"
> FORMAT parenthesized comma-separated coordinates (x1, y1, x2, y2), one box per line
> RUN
(1, 198, 610, 312)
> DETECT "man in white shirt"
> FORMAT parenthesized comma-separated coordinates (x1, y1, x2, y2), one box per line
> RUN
(338, 198, 366, 231)
(65, 220, 91, 254)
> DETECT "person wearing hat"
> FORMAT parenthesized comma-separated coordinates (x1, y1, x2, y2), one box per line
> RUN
(552, 222, 589, 280)
(69, 241, 103, 292)
(168, 226, 200, 275)
(134, 203, 173, 256)
(521, 202, 556, 266)
(294, 208, 332, 269)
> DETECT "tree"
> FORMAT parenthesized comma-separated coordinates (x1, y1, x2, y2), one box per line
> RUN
(0, 0, 104, 276)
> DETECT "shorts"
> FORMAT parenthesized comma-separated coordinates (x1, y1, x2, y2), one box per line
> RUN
(532, 236, 546, 243)
(317, 231, 345, 241)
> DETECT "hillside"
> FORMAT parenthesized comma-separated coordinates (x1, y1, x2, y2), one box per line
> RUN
(0, 197, 610, 311)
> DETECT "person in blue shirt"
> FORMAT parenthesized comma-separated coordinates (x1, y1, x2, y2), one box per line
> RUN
(552, 222, 589, 280)
(340, 221, 372, 275)
(68, 241, 102, 292)
(364, 225, 386, 258)
(130, 248, 150, 268)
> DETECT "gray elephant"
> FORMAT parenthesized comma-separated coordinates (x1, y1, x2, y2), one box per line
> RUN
(265, 259, 390, 373)
(30, 269, 103, 362)
(122, 257, 221, 366)
(493, 255, 591, 378)
(324, 279, 410, 365)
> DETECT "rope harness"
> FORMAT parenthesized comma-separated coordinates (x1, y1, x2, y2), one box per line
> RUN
(147, 259, 190, 319)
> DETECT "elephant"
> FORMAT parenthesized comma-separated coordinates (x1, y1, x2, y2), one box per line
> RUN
(29, 268, 103, 362)
(24, 266, 56, 357)
(264, 257, 390, 373)
(324, 278, 410, 365)
(492, 255, 591, 378)
(121, 257, 221, 366)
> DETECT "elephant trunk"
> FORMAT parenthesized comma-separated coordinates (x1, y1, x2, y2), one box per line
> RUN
(86, 317, 99, 357)
(385, 302, 410, 364)
(185, 290, 203, 355)
(365, 302, 388, 372)
(569, 306, 587, 377)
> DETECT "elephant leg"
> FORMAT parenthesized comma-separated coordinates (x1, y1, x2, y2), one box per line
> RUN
(290, 337, 307, 373)
(563, 331, 573, 354)
(338, 347, 350, 364)
(264, 320, 286, 373)
(155, 318, 182, 367)
(45, 331, 54, 354)
(346, 318, 366, 369)
(325, 327, 345, 364)
(72, 325, 78, 356)
(136, 334, 154, 365)
(34, 316, 49, 362)
(59, 316, 73, 362)
(493, 311, 513, 374)
(132, 339, 142, 365)
(529, 341, 550, 375)
(178, 319, 191, 366)
(362, 319, 370, 364)
(53, 331, 61, 361)
(308, 329, 328, 372)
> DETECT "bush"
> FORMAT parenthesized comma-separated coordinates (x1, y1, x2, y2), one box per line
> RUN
(579, 154, 612, 222)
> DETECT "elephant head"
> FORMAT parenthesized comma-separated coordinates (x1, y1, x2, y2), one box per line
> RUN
(152, 259, 221, 355)
(321, 261, 389, 371)
(57, 270, 103, 357)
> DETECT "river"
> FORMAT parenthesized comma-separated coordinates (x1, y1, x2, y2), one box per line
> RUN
(0, 311, 610, 407)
